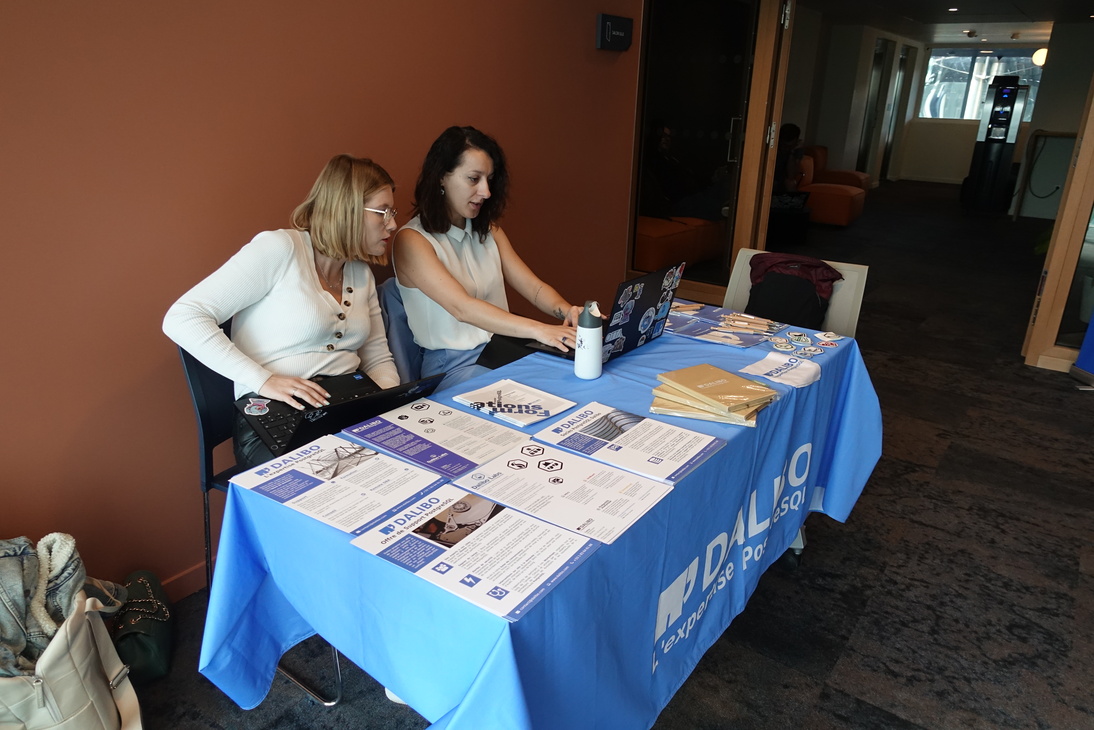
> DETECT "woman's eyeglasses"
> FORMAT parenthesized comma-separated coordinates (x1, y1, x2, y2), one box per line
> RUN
(364, 207, 398, 224)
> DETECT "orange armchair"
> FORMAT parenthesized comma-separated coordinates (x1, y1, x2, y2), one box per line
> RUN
(801, 145, 871, 190)
(634, 216, 724, 271)
(797, 155, 865, 227)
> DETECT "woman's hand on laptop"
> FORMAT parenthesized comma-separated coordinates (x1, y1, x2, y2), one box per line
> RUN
(531, 322, 578, 353)
(561, 303, 606, 327)
(259, 375, 331, 409)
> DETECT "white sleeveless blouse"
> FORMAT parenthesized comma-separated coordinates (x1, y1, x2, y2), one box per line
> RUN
(395, 216, 509, 351)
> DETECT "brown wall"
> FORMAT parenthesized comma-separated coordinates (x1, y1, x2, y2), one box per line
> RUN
(0, 0, 643, 599)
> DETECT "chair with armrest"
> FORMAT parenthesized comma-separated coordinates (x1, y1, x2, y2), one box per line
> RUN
(801, 145, 871, 190)
(378, 276, 423, 382)
(796, 156, 866, 227)
(177, 331, 343, 706)
(723, 248, 868, 337)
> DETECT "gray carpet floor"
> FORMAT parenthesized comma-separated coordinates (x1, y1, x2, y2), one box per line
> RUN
(137, 181, 1094, 729)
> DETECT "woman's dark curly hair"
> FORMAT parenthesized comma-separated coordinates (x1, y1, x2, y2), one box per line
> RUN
(413, 126, 509, 242)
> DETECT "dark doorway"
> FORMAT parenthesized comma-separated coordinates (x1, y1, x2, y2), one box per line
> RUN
(634, 0, 759, 286)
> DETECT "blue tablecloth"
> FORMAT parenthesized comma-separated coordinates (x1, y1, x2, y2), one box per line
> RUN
(199, 332, 881, 729)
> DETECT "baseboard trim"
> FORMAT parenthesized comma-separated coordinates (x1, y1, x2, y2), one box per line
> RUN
(161, 561, 207, 603)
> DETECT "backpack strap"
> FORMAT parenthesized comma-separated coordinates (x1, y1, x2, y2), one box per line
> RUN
(85, 595, 143, 729)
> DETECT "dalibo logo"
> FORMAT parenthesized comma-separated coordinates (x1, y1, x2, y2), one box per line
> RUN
(653, 443, 812, 657)
(763, 357, 803, 377)
(378, 498, 443, 536)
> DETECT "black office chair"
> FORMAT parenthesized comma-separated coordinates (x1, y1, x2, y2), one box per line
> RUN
(177, 336, 343, 706)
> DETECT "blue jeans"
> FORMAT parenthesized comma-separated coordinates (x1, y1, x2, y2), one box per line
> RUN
(0, 536, 84, 676)
(421, 343, 491, 393)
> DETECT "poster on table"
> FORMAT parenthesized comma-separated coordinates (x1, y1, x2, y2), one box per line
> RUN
(532, 402, 726, 484)
(229, 434, 446, 535)
(342, 398, 529, 478)
(453, 442, 672, 544)
(351, 483, 598, 621)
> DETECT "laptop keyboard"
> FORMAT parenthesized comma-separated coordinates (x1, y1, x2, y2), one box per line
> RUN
(245, 373, 382, 453)
(252, 410, 302, 452)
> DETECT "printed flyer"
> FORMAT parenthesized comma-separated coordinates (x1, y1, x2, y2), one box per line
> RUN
(664, 314, 771, 349)
(532, 402, 726, 485)
(229, 434, 446, 535)
(453, 442, 672, 544)
(351, 483, 598, 621)
(453, 378, 577, 427)
(342, 398, 529, 478)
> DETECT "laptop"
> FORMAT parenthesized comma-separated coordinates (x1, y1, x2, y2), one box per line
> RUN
(478, 262, 686, 369)
(235, 371, 444, 455)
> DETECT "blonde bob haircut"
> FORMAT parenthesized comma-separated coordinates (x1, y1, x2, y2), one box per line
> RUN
(291, 154, 395, 265)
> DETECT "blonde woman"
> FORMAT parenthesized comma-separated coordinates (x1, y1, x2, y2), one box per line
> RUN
(163, 154, 399, 466)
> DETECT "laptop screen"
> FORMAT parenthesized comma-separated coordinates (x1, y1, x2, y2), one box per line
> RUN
(477, 261, 686, 368)
(601, 262, 685, 362)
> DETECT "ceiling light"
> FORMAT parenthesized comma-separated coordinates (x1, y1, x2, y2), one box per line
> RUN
(949, 7, 958, 11)
(1032, 48, 1048, 66)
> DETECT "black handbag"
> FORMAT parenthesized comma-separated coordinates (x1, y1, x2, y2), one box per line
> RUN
(112, 570, 174, 685)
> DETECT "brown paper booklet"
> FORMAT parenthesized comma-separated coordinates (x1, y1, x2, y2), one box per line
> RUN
(656, 363, 777, 415)
(649, 396, 763, 427)
(652, 383, 775, 416)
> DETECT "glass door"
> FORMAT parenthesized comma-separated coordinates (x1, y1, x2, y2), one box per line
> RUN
(1023, 76, 1094, 371)
(633, 0, 759, 288)
(1052, 208, 1094, 348)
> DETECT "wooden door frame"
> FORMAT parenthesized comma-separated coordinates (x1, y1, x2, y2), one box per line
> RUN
(1022, 74, 1094, 371)
(674, 0, 794, 305)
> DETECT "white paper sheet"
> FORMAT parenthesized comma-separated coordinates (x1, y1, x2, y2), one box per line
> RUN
(229, 434, 446, 535)
(453, 442, 672, 544)
(351, 483, 598, 621)
(532, 402, 726, 484)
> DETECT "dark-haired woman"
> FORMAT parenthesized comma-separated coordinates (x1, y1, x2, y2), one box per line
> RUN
(163, 154, 399, 467)
(393, 126, 580, 390)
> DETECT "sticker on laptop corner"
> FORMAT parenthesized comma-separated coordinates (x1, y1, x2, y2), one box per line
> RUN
(244, 398, 271, 416)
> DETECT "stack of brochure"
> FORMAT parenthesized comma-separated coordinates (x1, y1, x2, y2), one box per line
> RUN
(454, 379, 576, 427)
(666, 300, 786, 348)
(651, 363, 778, 427)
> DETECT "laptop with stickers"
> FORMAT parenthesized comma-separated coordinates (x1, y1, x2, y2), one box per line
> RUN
(235, 371, 444, 455)
(522, 261, 686, 363)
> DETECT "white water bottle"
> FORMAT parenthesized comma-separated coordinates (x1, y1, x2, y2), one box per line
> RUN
(574, 301, 603, 380)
